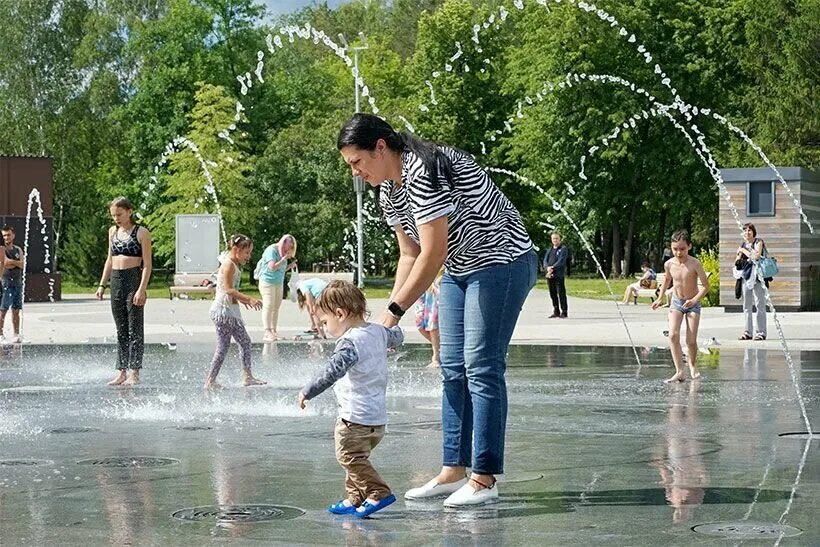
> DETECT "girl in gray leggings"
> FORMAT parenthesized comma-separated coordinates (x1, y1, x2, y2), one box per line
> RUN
(205, 235, 266, 389)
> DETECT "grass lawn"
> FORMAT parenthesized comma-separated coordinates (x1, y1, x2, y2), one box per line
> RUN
(62, 275, 636, 302)
(561, 277, 634, 301)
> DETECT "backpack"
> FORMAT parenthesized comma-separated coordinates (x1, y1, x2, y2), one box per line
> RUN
(253, 256, 266, 280)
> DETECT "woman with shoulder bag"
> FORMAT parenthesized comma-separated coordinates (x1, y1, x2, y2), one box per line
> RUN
(736, 223, 768, 341)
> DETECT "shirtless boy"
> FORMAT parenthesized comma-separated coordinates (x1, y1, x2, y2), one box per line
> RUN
(651, 230, 710, 383)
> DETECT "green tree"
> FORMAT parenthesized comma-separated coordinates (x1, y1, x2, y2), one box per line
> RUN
(146, 82, 258, 265)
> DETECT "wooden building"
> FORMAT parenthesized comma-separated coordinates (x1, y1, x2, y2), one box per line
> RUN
(719, 167, 819, 311)
(0, 156, 61, 302)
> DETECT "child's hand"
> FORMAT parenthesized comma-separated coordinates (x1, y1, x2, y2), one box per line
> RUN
(650, 299, 661, 310)
(297, 392, 307, 409)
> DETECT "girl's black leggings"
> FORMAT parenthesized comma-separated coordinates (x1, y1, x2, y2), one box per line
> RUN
(110, 267, 144, 370)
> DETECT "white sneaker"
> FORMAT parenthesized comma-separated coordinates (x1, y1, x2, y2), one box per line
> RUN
(11, 335, 21, 344)
(404, 477, 468, 500)
(443, 480, 499, 507)
(0, 335, 6, 345)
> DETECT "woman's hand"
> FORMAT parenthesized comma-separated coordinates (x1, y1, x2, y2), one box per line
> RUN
(133, 289, 147, 306)
(247, 298, 263, 311)
(297, 392, 307, 409)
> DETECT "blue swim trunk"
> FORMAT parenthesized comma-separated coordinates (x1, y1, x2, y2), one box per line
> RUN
(0, 285, 23, 311)
(671, 295, 701, 315)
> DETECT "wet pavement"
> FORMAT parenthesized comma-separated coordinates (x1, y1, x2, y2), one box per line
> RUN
(0, 343, 817, 545)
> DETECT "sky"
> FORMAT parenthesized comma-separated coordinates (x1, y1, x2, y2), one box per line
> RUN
(261, 0, 348, 17)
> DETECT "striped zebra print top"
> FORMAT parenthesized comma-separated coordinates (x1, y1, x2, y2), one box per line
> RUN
(380, 146, 533, 276)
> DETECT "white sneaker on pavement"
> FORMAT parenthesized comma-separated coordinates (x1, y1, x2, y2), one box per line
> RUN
(11, 335, 21, 344)
(404, 477, 468, 500)
(443, 480, 499, 507)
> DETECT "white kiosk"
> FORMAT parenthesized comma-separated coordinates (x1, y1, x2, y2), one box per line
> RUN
(169, 214, 221, 298)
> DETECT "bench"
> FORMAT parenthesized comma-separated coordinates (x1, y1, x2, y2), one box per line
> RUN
(632, 271, 712, 304)
(168, 272, 216, 299)
(633, 274, 663, 304)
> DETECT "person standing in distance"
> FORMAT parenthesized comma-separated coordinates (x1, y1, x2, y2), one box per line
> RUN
(0, 226, 25, 343)
(543, 232, 568, 318)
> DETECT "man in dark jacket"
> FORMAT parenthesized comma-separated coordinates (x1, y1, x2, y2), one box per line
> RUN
(543, 232, 568, 318)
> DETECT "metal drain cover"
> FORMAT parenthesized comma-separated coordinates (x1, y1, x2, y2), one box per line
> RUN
(591, 407, 666, 415)
(692, 522, 802, 539)
(77, 456, 179, 468)
(2, 386, 71, 394)
(166, 426, 213, 431)
(172, 504, 305, 523)
(0, 459, 53, 467)
(500, 472, 544, 484)
(395, 420, 442, 432)
(778, 432, 818, 440)
(49, 427, 100, 434)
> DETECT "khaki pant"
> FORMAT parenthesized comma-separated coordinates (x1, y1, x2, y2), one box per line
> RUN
(258, 280, 283, 332)
(334, 418, 390, 505)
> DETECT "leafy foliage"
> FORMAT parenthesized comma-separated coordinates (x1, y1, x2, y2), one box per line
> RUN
(0, 0, 816, 283)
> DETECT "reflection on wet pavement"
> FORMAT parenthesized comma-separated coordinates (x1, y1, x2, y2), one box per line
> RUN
(0, 343, 817, 544)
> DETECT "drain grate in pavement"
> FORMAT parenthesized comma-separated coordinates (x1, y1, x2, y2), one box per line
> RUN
(393, 420, 442, 432)
(2, 386, 71, 394)
(166, 426, 213, 431)
(590, 407, 666, 415)
(77, 456, 179, 468)
(692, 522, 802, 539)
(171, 504, 305, 523)
(500, 472, 544, 484)
(778, 431, 818, 440)
(49, 427, 100, 434)
(0, 459, 53, 467)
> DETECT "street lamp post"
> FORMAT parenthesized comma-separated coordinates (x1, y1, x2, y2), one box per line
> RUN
(344, 33, 368, 288)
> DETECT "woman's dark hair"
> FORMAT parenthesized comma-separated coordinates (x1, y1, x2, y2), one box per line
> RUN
(337, 113, 454, 189)
(742, 223, 757, 237)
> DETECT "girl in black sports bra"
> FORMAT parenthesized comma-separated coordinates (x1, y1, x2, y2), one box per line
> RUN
(96, 197, 153, 386)
(111, 224, 142, 258)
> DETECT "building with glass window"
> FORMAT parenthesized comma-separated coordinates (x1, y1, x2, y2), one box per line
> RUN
(719, 167, 820, 311)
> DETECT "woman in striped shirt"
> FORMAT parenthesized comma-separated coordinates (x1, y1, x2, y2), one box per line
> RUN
(337, 114, 537, 507)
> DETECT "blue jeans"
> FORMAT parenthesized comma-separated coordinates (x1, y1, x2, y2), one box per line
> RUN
(438, 250, 537, 474)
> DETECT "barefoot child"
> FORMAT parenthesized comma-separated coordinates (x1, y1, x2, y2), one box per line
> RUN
(297, 280, 403, 518)
(205, 234, 267, 389)
(651, 230, 710, 383)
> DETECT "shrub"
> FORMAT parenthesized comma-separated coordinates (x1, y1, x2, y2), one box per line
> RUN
(697, 247, 720, 306)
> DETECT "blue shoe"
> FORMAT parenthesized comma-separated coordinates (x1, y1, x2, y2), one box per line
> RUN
(354, 494, 396, 518)
(328, 500, 358, 515)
